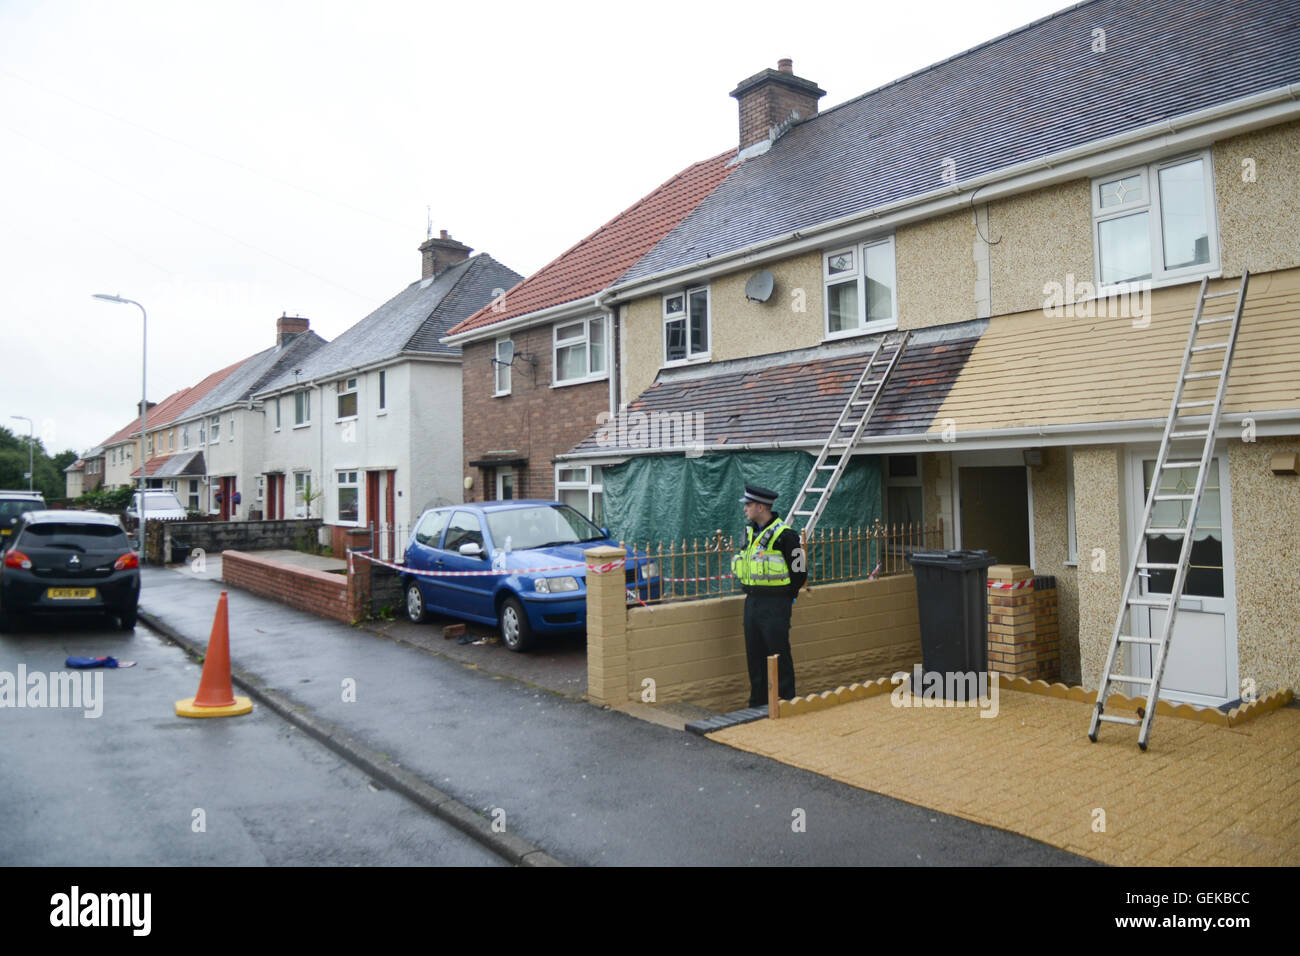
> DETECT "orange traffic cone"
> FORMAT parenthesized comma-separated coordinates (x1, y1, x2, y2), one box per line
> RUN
(175, 590, 252, 718)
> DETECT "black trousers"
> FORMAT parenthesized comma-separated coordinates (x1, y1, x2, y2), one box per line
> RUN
(744, 590, 796, 708)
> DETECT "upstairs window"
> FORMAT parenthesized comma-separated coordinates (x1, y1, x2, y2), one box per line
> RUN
(294, 390, 311, 426)
(663, 287, 709, 364)
(274, 398, 281, 431)
(823, 236, 897, 338)
(378, 370, 387, 410)
(494, 338, 512, 396)
(1092, 152, 1217, 288)
(208, 415, 220, 444)
(337, 377, 358, 419)
(554, 317, 607, 384)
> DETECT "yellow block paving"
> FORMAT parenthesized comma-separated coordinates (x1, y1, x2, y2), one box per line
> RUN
(710, 689, 1300, 866)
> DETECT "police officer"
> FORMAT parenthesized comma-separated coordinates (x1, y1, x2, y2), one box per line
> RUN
(733, 484, 807, 708)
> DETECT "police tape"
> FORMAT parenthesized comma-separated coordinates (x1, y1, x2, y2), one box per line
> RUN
(347, 549, 625, 578)
(988, 578, 1035, 590)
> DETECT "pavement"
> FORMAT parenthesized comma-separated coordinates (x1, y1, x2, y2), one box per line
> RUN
(712, 685, 1300, 866)
(137, 565, 1088, 866)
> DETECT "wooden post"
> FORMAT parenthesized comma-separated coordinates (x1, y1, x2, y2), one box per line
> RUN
(767, 654, 780, 718)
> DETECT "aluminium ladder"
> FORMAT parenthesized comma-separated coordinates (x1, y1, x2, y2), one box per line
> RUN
(787, 330, 911, 535)
(1088, 271, 1249, 750)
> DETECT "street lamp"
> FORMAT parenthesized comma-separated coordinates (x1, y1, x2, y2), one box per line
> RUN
(92, 293, 148, 560)
(9, 416, 33, 491)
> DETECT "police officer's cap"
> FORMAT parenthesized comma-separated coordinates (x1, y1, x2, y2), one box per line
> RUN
(740, 484, 778, 507)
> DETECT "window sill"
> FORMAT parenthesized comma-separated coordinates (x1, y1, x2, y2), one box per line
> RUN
(551, 373, 609, 390)
(335, 416, 358, 425)
(493, 391, 512, 398)
(1063, 559, 1078, 568)
(293, 423, 312, 430)
(376, 410, 388, 417)
(660, 354, 711, 370)
(822, 321, 897, 343)
(1093, 268, 1221, 300)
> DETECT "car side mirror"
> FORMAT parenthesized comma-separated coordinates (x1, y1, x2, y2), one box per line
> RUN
(600, 527, 611, 538)
(458, 542, 484, 557)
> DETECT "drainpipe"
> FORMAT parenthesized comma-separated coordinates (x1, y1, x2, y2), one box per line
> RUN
(593, 288, 618, 420)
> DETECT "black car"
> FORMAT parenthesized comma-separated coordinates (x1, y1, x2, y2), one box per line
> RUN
(0, 510, 140, 631)
(0, 490, 46, 551)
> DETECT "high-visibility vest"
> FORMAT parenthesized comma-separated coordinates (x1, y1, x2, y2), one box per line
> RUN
(732, 519, 792, 587)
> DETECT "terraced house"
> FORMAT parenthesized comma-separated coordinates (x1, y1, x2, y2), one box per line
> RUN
(559, 0, 1300, 705)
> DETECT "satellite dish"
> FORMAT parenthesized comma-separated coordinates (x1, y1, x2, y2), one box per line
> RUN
(745, 270, 774, 303)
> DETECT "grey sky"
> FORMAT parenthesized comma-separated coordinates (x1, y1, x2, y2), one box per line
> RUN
(0, 0, 1067, 457)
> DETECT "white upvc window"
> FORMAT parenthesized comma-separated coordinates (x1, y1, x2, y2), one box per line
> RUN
(293, 471, 311, 518)
(274, 397, 282, 431)
(146, 434, 153, 456)
(663, 287, 709, 365)
(378, 370, 387, 411)
(229, 414, 235, 441)
(208, 415, 220, 444)
(336, 469, 359, 523)
(823, 235, 897, 338)
(555, 465, 604, 526)
(187, 479, 200, 513)
(198, 419, 206, 445)
(1092, 151, 1217, 289)
(168, 430, 174, 452)
(553, 316, 608, 385)
(181, 425, 190, 450)
(494, 338, 512, 396)
(294, 390, 311, 426)
(337, 377, 358, 420)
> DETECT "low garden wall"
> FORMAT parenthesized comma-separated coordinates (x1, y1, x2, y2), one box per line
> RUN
(222, 549, 361, 624)
(158, 518, 323, 565)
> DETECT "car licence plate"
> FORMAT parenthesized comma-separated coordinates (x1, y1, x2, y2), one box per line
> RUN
(47, 587, 97, 600)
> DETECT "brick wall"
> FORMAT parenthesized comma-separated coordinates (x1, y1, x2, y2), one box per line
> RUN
(221, 549, 362, 624)
(462, 328, 609, 501)
(986, 565, 1061, 682)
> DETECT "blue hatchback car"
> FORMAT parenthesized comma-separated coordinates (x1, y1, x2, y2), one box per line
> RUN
(402, 500, 659, 651)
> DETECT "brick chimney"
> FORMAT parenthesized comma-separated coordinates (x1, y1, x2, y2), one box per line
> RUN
(277, 313, 309, 347)
(419, 229, 473, 280)
(730, 58, 826, 152)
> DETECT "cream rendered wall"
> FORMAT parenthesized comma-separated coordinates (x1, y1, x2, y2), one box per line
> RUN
(260, 387, 326, 517)
(406, 360, 463, 525)
(1073, 445, 1127, 690)
(1228, 435, 1300, 695)
(1214, 120, 1300, 278)
(1029, 446, 1082, 685)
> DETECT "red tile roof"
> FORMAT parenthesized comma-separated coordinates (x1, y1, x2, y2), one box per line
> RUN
(445, 149, 737, 338)
(130, 453, 179, 479)
(98, 358, 246, 447)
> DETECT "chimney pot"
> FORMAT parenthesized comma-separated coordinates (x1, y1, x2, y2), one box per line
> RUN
(778, 58, 793, 72)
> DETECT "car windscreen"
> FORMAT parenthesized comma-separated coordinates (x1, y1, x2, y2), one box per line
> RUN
(485, 505, 604, 551)
(20, 523, 130, 551)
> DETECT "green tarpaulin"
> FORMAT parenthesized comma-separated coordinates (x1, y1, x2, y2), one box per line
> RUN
(601, 451, 881, 548)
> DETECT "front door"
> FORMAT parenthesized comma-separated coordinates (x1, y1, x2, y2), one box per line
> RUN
(1126, 450, 1237, 706)
(496, 468, 515, 501)
(958, 465, 1030, 565)
(219, 476, 236, 520)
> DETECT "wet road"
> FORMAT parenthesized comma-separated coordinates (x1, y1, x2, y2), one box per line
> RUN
(0, 614, 501, 866)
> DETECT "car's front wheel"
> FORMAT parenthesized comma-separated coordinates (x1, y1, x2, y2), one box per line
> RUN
(499, 596, 534, 652)
(405, 580, 429, 624)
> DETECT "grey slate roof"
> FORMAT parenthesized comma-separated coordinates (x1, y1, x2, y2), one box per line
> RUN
(566, 322, 983, 456)
(620, 0, 1300, 283)
(257, 254, 522, 393)
(184, 331, 328, 418)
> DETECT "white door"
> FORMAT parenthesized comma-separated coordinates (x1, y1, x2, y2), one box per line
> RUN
(1126, 450, 1238, 706)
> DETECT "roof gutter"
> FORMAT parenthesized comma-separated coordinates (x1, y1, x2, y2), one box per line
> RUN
(440, 294, 607, 347)
(605, 84, 1300, 302)
(555, 410, 1300, 461)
